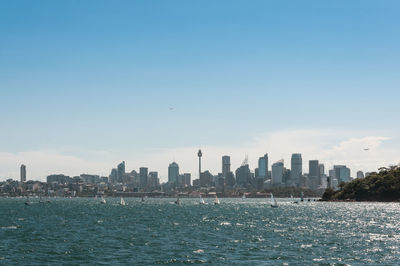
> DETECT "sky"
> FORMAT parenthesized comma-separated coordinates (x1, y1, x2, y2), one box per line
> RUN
(1, 0, 399, 182)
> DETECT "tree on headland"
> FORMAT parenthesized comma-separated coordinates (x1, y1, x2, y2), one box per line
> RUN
(321, 165, 400, 201)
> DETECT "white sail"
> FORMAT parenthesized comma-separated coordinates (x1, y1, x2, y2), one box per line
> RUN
(214, 195, 220, 205)
(199, 195, 205, 204)
(120, 197, 126, 206)
(101, 196, 106, 204)
(270, 193, 278, 207)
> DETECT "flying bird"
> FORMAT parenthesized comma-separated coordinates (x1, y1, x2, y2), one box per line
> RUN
(169, 107, 174, 111)
(364, 148, 370, 151)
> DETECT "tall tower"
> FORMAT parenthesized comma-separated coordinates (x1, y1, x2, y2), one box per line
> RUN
(198, 149, 202, 180)
(290, 153, 302, 185)
(222, 155, 230, 177)
(20, 164, 26, 182)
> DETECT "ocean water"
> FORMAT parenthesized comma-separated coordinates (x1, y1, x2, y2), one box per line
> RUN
(1, 198, 400, 265)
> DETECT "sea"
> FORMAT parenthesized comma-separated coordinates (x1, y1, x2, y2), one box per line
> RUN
(1, 197, 400, 265)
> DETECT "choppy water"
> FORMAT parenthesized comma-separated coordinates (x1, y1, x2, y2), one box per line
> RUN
(1, 197, 400, 265)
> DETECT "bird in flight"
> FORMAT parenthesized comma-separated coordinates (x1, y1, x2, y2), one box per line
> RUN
(169, 107, 174, 110)
(364, 148, 370, 151)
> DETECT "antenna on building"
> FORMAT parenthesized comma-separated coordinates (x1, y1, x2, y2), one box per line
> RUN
(241, 155, 249, 166)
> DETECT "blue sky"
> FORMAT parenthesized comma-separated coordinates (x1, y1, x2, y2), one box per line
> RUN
(1, 1, 399, 180)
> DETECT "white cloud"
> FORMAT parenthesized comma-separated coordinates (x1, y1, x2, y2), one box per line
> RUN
(1, 129, 399, 182)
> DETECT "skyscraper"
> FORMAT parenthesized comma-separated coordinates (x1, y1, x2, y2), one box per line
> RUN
(272, 160, 284, 186)
(168, 162, 179, 184)
(117, 161, 125, 183)
(258, 154, 268, 178)
(334, 165, 351, 183)
(222, 155, 231, 177)
(290, 153, 302, 185)
(184, 173, 191, 186)
(309, 160, 319, 189)
(20, 164, 26, 182)
(235, 164, 251, 187)
(139, 167, 148, 188)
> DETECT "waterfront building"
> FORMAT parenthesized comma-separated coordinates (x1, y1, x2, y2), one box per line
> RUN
(222, 155, 231, 177)
(168, 162, 179, 185)
(20, 164, 26, 183)
(290, 154, 302, 185)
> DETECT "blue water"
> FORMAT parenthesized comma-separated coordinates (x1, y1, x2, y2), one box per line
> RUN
(1, 198, 400, 265)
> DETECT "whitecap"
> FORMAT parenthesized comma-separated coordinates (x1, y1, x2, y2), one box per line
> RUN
(193, 249, 204, 254)
(1, 225, 17, 230)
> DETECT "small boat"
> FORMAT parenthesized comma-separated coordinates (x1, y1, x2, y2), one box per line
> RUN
(199, 195, 205, 205)
(242, 194, 246, 199)
(291, 195, 299, 204)
(300, 192, 304, 202)
(214, 195, 220, 205)
(270, 193, 278, 208)
(25, 196, 32, 206)
(39, 196, 44, 204)
(141, 197, 145, 202)
(100, 196, 106, 204)
(120, 197, 126, 206)
(174, 197, 180, 205)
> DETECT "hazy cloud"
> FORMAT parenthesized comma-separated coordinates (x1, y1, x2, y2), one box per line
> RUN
(1, 129, 398, 182)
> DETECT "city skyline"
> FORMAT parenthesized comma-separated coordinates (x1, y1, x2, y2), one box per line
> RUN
(1, 1, 400, 181)
(1, 142, 392, 183)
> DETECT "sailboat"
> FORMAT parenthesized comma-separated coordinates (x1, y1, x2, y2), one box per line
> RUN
(120, 197, 126, 206)
(300, 192, 304, 202)
(39, 196, 44, 204)
(174, 197, 180, 205)
(24, 196, 32, 206)
(242, 194, 246, 199)
(199, 195, 205, 205)
(100, 196, 106, 204)
(291, 194, 299, 204)
(214, 195, 220, 205)
(141, 196, 145, 202)
(270, 193, 278, 208)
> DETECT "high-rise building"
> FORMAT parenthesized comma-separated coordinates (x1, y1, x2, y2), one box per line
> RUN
(168, 162, 179, 184)
(139, 167, 148, 188)
(290, 154, 302, 185)
(117, 161, 125, 183)
(258, 154, 268, 178)
(222, 156, 231, 177)
(148, 171, 159, 188)
(333, 165, 351, 183)
(319, 164, 325, 176)
(272, 160, 284, 186)
(109, 168, 118, 184)
(235, 164, 251, 187)
(225, 172, 235, 187)
(357, 171, 364, 179)
(200, 170, 213, 187)
(309, 160, 319, 189)
(184, 173, 191, 186)
(20, 164, 26, 183)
